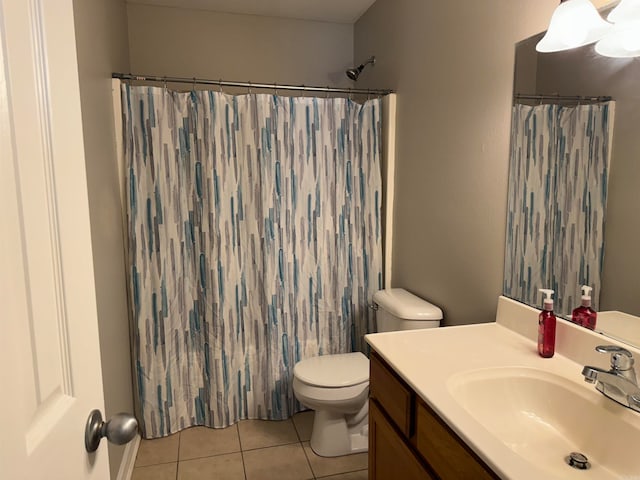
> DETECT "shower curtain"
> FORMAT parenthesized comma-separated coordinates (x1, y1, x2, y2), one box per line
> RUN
(503, 102, 614, 316)
(122, 85, 382, 438)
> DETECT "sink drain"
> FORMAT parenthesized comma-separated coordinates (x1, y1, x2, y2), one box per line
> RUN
(565, 452, 591, 470)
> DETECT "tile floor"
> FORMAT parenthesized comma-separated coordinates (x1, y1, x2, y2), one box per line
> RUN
(132, 410, 368, 480)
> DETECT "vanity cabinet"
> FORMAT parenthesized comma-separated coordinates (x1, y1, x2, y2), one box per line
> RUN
(369, 351, 499, 480)
(370, 401, 433, 480)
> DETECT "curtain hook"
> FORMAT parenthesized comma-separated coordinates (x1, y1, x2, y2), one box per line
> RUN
(163, 76, 168, 94)
(348, 88, 353, 101)
(326, 86, 330, 99)
(248, 81, 252, 94)
(218, 79, 223, 93)
(192, 77, 197, 92)
(274, 82, 278, 96)
(367, 88, 371, 101)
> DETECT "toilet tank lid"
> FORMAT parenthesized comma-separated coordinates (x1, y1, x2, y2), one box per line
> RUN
(373, 288, 443, 321)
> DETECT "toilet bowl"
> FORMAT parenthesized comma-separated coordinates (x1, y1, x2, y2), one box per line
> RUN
(292, 288, 443, 457)
(293, 352, 370, 457)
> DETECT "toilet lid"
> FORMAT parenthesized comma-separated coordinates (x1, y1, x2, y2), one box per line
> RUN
(294, 352, 369, 388)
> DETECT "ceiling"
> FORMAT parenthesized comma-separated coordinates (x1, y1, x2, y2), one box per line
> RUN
(126, 0, 377, 24)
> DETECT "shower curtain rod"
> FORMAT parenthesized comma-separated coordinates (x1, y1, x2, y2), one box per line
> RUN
(514, 93, 612, 103)
(112, 73, 394, 96)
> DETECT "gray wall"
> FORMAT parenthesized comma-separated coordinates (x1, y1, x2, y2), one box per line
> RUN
(354, 0, 559, 326)
(72, 1, 133, 477)
(127, 4, 354, 88)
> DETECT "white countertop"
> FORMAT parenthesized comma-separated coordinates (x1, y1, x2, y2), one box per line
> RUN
(365, 298, 640, 480)
(597, 311, 640, 347)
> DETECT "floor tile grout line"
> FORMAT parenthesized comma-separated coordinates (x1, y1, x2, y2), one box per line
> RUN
(240, 439, 301, 452)
(241, 441, 312, 455)
(237, 420, 246, 452)
(300, 438, 318, 479)
(175, 431, 181, 480)
(292, 418, 303, 443)
(316, 470, 368, 480)
(178, 450, 243, 462)
(292, 411, 313, 442)
(238, 417, 302, 452)
(317, 467, 369, 478)
(134, 459, 179, 468)
(237, 424, 249, 480)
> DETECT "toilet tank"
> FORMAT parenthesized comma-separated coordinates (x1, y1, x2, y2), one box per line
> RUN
(373, 288, 443, 332)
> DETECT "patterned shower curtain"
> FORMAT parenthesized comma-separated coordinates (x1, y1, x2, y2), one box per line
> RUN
(504, 102, 614, 316)
(122, 85, 382, 438)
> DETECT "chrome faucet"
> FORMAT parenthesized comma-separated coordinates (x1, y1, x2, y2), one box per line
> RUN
(582, 345, 640, 413)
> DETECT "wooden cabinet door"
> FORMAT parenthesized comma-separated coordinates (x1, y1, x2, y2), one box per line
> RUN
(369, 400, 434, 480)
(369, 352, 414, 437)
(415, 400, 499, 480)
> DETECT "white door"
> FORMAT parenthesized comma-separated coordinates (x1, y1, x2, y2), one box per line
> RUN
(0, 0, 111, 479)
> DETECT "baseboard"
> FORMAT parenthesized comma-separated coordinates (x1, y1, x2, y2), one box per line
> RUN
(116, 434, 140, 480)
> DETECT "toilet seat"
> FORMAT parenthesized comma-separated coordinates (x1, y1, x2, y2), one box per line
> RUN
(293, 352, 369, 387)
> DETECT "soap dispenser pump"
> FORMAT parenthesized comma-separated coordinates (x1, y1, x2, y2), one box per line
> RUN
(538, 289, 556, 358)
(572, 285, 597, 330)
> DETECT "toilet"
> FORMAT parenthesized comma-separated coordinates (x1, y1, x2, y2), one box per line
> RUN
(292, 288, 443, 457)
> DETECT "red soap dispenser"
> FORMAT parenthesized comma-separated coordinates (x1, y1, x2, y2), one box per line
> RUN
(538, 289, 556, 358)
(571, 285, 597, 330)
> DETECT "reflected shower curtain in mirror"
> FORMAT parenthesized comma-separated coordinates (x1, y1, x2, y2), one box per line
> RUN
(504, 102, 614, 316)
(122, 85, 382, 438)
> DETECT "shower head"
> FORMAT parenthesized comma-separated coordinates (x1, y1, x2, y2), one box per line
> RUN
(346, 56, 376, 81)
(346, 67, 362, 81)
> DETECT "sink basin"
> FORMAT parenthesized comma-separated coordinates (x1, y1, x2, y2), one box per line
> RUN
(447, 367, 640, 479)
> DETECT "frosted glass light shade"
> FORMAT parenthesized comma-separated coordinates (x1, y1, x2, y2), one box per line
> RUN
(596, 21, 640, 57)
(607, 0, 640, 23)
(536, 0, 612, 52)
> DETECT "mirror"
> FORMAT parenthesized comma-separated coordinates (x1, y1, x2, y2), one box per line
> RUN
(508, 20, 640, 348)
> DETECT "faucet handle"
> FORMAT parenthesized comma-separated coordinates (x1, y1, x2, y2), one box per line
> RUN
(596, 345, 634, 371)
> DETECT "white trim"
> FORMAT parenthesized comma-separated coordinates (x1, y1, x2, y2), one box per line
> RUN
(28, 0, 75, 399)
(381, 94, 397, 289)
(112, 79, 130, 283)
(116, 434, 140, 480)
(112, 78, 126, 212)
(605, 100, 616, 172)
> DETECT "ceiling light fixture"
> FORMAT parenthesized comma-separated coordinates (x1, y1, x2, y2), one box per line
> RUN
(536, 0, 612, 53)
(595, 0, 640, 57)
(607, 0, 640, 22)
(595, 20, 640, 57)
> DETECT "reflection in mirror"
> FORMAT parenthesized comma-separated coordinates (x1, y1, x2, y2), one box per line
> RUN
(506, 21, 640, 349)
(504, 100, 614, 317)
